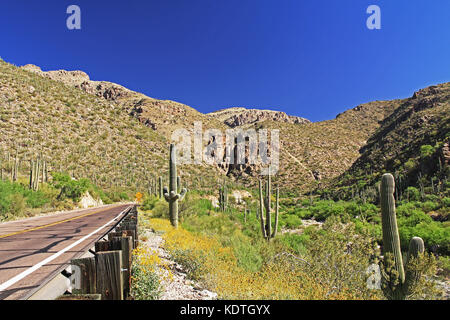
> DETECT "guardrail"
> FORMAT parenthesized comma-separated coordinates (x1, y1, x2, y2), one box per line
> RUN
(26, 204, 138, 300)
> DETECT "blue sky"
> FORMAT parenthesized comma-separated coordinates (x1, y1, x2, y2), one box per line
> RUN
(1, 0, 449, 122)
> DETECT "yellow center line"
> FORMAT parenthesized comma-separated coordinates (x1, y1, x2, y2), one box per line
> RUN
(0, 205, 122, 239)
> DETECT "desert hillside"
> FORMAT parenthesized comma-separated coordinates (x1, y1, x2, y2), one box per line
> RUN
(2, 59, 447, 196)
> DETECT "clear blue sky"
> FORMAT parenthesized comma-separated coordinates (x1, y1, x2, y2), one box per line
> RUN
(1, 0, 449, 122)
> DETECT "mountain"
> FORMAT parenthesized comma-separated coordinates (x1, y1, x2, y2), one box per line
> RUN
(4, 58, 445, 196)
(208, 107, 310, 128)
(333, 82, 450, 200)
(0, 60, 226, 192)
(228, 99, 402, 191)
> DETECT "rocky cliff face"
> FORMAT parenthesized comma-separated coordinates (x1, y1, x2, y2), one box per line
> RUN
(21, 64, 132, 101)
(208, 107, 310, 128)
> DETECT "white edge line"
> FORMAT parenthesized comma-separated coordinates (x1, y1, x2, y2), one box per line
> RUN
(0, 206, 131, 293)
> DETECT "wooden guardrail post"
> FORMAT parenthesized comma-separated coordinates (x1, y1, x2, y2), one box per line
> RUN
(116, 223, 138, 249)
(95, 236, 133, 298)
(119, 236, 132, 298)
(108, 231, 123, 241)
(70, 257, 96, 294)
(95, 251, 123, 300)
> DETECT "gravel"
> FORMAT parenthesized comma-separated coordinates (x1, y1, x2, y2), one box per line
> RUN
(140, 230, 217, 300)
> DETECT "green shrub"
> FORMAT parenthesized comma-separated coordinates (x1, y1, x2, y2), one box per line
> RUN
(24, 190, 50, 208)
(0, 180, 51, 220)
(309, 200, 346, 221)
(397, 202, 420, 217)
(230, 235, 263, 272)
(279, 233, 309, 256)
(119, 192, 130, 201)
(420, 145, 435, 158)
(399, 221, 449, 254)
(398, 210, 432, 227)
(405, 187, 421, 201)
(130, 263, 161, 300)
(141, 195, 159, 211)
(51, 172, 90, 202)
(404, 159, 417, 172)
(281, 214, 303, 229)
(9, 193, 26, 217)
(421, 201, 440, 213)
(150, 200, 169, 219)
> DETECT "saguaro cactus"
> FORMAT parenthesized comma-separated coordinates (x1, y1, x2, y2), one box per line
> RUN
(12, 155, 19, 182)
(379, 173, 425, 300)
(163, 144, 187, 228)
(258, 171, 279, 241)
(219, 183, 228, 212)
(29, 160, 34, 190)
(158, 176, 163, 199)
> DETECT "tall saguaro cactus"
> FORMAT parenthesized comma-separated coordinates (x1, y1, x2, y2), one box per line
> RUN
(219, 183, 228, 212)
(258, 171, 279, 241)
(158, 176, 163, 199)
(379, 173, 425, 300)
(29, 159, 34, 190)
(163, 144, 187, 228)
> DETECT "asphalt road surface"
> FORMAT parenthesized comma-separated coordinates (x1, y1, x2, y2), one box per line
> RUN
(0, 203, 133, 300)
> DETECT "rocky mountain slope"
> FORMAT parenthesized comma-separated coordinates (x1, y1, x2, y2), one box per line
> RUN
(208, 107, 310, 128)
(4, 58, 444, 195)
(333, 82, 450, 199)
(230, 99, 402, 191)
(0, 60, 225, 191)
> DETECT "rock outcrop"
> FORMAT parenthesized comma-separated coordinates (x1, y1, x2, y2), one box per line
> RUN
(208, 107, 310, 128)
(78, 191, 104, 209)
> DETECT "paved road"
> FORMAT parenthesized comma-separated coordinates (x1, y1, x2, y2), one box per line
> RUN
(0, 203, 133, 300)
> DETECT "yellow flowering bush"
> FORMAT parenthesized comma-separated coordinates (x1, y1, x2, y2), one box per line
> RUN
(146, 218, 358, 300)
(130, 246, 162, 300)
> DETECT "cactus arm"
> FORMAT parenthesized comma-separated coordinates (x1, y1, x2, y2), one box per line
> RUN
(403, 237, 425, 297)
(179, 188, 187, 201)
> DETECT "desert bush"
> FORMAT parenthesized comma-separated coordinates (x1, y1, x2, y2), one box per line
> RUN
(149, 218, 331, 299)
(279, 233, 309, 256)
(51, 172, 90, 202)
(280, 214, 303, 229)
(141, 194, 159, 211)
(0, 180, 52, 220)
(405, 187, 421, 201)
(8, 193, 26, 217)
(130, 246, 162, 300)
(421, 201, 440, 213)
(150, 200, 171, 219)
(302, 216, 382, 300)
(399, 221, 449, 255)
